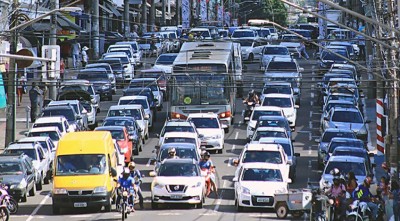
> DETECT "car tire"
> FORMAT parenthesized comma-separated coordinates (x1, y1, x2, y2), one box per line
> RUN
(235, 199, 243, 212)
(151, 201, 158, 210)
(21, 192, 27, 202)
(29, 185, 35, 196)
(52, 205, 60, 215)
(275, 202, 288, 219)
(44, 175, 50, 185)
(196, 201, 203, 209)
(104, 199, 112, 212)
(36, 177, 43, 191)
(108, 94, 113, 101)
(139, 143, 143, 152)
(145, 133, 149, 140)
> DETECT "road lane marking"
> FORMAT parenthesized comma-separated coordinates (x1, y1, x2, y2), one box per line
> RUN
(232, 145, 236, 150)
(70, 215, 92, 218)
(146, 159, 151, 167)
(157, 212, 182, 216)
(309, 132, 312, 141)
(310, 101, 314, 106)
(309, 121, 313, 129)
(308, 160, 312, 168)
(213, 180, 226, 212)
(311, 92, 314, 98)
(309, 111, 313, 118)
(26, 193, 51, 221)
(298, 130, 311, 133)
(235, 132, 239, 140)
(227, 158, 232, 167)
(238, 121, 242, 127)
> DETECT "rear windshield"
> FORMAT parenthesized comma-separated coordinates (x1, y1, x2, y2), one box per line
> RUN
(242, 150, 282, 164)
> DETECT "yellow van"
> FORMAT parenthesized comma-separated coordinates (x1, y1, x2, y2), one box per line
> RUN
(52, 131, 118, 214)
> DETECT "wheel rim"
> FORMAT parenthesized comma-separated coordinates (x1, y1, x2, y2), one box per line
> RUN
(276, 206, 287, 217)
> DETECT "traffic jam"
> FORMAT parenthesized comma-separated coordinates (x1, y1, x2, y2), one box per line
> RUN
(0, 21, 385, 221)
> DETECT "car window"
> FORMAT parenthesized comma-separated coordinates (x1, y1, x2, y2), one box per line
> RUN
(253, 131, 287, 140)
(159, 148, 197, 161)
(190, 118, 219, 129)
(262, 97, 292, 108)
(252, 110, 282, 121)
(33, 122, 64, 132)
(0, 162, 23, 175)
(158, 163, 198, 176)
(37, 147, 45, 159)
(164, 137, 196, 144)
(332, 111, 363, 123)
(5, 149, 37, 160)
(108, 109, 142, 120)
(242, 150, 283, 164)
(161, 126, 195, 136)
(241, 168, 283, 182)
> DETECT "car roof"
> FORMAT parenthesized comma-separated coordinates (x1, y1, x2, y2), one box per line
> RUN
(256, 127, 286, 132)
(245, 143, 283, 151)
(18, 137, 50, 142)
(131, 78, 158, 82)
(160, 143, 197, 149)
(95, 126, 125, 131)
(29, 126, 60, 132)
(79, 67, 108, 72)
(7, 143, 36, 150)
(104, 116, 136, 121)
(187, 113, 218, 118)
(254, 106, 282, 111)
(264, 45, 287, 48)
(265, 72, 299, 77)
(119, 96, 147, 100)
(163, 132, 197, 138)
(109, 104, 142, 110)
(264, 82, 292, 87)
(165, 121, 193, 126)
(258, 137, 291, 144)
(49, 100, 79, 105)
(62, 79, 91, 86)
(328, 155, 365, 163)
(44, 105, 74, 111)
(34, 116, 66, 123)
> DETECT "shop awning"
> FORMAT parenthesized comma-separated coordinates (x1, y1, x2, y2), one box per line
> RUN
(99, 4, 113, 14)
(105, 1, 122, 17)
(29, 15, 81, 32)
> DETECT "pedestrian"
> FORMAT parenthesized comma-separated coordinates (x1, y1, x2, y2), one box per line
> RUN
(382, 162, 391, 181)
(71, 39, 81, 69)
(389, 180, 400, 221)
(16, 73, 27, 106)
(29, 82, 43, 123)
(60, 57, 65, 80)
(297, 41, 309, 60)
(357, 33, 366, 60)
(81, 46, 89, 67)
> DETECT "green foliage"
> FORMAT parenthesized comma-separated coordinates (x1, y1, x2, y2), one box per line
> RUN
(244, 0, 288, 26)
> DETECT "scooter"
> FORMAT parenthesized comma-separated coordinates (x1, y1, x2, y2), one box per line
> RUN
(346, 200, 384, 221)
(118, 187, 136, 221)
(201, 168, 212, 197)
(0, 184, 17, 215)
(243, 101, 255, 122)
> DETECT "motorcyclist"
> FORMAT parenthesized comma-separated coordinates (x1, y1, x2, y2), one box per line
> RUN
(167, 147, 179, 159)
(244, 90, 260, 105)
(199, 151, 218, 197)
(325, 169, 347, 219)
(117, 168, 136, 212)
(128, 162, 144, 209)
(352, 176, 379, 221)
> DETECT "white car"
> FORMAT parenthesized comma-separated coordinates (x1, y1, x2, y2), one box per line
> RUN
(231, 29, 257, 39)
(150, 159, 206, 209)
(116, 41, 143, 66)
(107, 105, 149, 141)
(159, 132, 202, 153)
(26, 126, 62, 148)
(129, 78, 164, 110)
(153, 53, 178, 74)
(113, 140, 125, 176)
(187, 113, 226, 154)
(5, 142, 51, 190)
(279, 34, 302, 56)
(17, 137, 56, 163)
(260, 45, 291, 70)
(32, 116, 72, 137)
(237, 38, 264, 61)
(262, 94, 298, 128)
(118, 96, 154, 128)
(246, 106, 285, 140)
(233, 163, 290, 211)
(251, 127, 289, 143)
(102, 53, 134, 82)
(48, 100, 89, 130)
(157, 120, 199, 146)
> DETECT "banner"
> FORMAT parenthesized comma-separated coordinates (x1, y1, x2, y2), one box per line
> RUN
(200, 0, 207, 22)
(182, 0, 190, 29)
(224, 12, 230, 26)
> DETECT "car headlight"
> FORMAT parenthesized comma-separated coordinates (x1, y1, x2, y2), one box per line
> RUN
(10, 182, 24, 190)
(53, 188, 68, 194)
(154, 183, 165, 189)
(101, 84, 110, 90)
(275, 187, 288, 194)
(287, 112, 294, 118)
(93, 186, 107, 193)
(242, 187, 250, 195)
(191, 182, 202, 188)
(215, 134, 222, 139)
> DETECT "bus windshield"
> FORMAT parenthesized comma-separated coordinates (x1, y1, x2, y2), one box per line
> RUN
(171, 74, 230, 105)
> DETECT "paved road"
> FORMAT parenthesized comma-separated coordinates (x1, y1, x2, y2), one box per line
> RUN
(12, 57, 324, 221)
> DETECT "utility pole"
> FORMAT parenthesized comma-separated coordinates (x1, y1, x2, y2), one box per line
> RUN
(176, 0, 180, 26)
(92, 0, 100, 59)
(48, 0, 59, 101)
(5, 0, 18, 146)
(387, 0, 399, 181)
(150, 0, 155, 31)
(141, 0, 147, 33)
(161, 0, 166, 26)
(124, 0, 130, 39)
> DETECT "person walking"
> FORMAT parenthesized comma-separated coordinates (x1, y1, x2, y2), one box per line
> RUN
(16, 73, 27, 106)
(71, 40, 81, 69)
(357, 34, 366, 60)
(60, 58, 65, 80)
(81, 46, 89, 67)
(29, 82, 43, 123)
(297, 41, 309, 60)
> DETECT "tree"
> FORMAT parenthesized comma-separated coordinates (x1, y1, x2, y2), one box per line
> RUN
(239, 0, 288, 26)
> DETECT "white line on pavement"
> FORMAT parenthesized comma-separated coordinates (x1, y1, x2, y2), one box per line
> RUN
(310, 101, 314, 106)
(309, 132, 312, 141)
(235, 132, 239, 140)
(213, 180, 225, 212)
(308, 160, 312, 168)
(227, 158, 232, 167)
(232, 145, 236, 150)
(238, 121, 242, 127)
(297, 130, 311, 133)
(157, 212, 182, 216)
(309, 111, 313, 118)
(309, 121, 313, 129)
(26, 193, 51, 221)
(311, 92, 314, 98)
(146, 159, 151, 167)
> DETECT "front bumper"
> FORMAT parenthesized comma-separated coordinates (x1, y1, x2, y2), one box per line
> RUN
(237, 193, 275, 208)
(287, 115, 296, 127)
(8, 187, 26, 199)
(152, 187, 203, 204)
(52, 191, 112, 209)
(96, 89, 112, 98)
(200, 138, 223, 150)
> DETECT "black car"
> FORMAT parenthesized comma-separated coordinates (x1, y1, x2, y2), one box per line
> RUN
(77, 69, 114, 101)
(0, 153, 36, 202)
(42, 105, 82, 131)
(102, 116, 143, 154)
(122, 87, 157, 110)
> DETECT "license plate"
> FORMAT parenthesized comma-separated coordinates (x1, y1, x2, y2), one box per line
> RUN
(256, 197, 270, 203)
(74, 202, 87, 208)
(170, 195, 183, 199)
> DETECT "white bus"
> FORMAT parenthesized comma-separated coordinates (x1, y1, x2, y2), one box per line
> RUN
(170, 42, 237, 130)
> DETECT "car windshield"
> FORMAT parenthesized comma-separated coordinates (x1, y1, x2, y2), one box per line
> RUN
(325, 161, 366, 176)
(159, 148, 197, 161)
(282, 35, 300, 40)
(237, 40, 254, 47)
(162, 126, 195, 136)
(262, 97, 292, 108)
(119, 99, 148, 109)
(325, 103, 355, 112)
(252, 110, 282, 121)
(5, 149, 37, 160)
(243, 150, 283, 164)
(158, 163, 199, 176)
(60, 85, 94, 94)
(103, 119, 134, 130)
(278, 143, 292, 156)
(258, 119, 289, 130)
(56, 154, 106, 175)
(264, 47, 289, 55)
(78, 73, 108, 81)
(328, 140, 364, 153)
(96, 129, 125, 140)
(156, 55, 177, 65)
(253, 131, 287, 140)
(332, 111, 363, 123)
(104, 56, 129, 63)
(0, 162, 23, 175)
(321, 50, 347, 61)
(232, 31, 255, 38)
(33, 122, 64, 132)
(129, 81, 156, 89)
(267, 62, 298, 71)
(190, 118, 219, 128)
(321, 131, 356, 142)
(164, 137, 196, 144)
(108, 49, 132, 57)
(242, 168, 283, 181)
(108, 109, 142, 120)
(43, 109, 75, 122)
(29, 131, 60, 141)
(262, 87, 291, 95)
(38, 141, 53, 151)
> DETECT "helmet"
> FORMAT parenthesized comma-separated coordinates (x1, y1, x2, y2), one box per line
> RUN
(203, 151, 210, 158)
(330, 168, 340, 176)
(168, 147, 176, 155)
(248, 90, 255, 96)
(128, 162, 136, 169)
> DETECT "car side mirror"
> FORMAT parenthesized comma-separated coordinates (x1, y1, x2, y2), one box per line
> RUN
(24, 132, 29, 137)
(110, 167, 117, 177)
(294, 105, 299, 109)
(287, 178, 292, 184)
(299, 67, 304, 72)
(149, 171, 157, 177)
(144, 114, 150, 120)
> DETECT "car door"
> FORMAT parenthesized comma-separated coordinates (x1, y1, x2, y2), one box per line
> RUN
(140, 107, 149, 133)
(253, 42, 263, 60)
(37, 146, 49, 176)
(22, 160, 35, 189)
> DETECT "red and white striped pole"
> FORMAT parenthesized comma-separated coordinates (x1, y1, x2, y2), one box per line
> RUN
(376, 99, 385, 155)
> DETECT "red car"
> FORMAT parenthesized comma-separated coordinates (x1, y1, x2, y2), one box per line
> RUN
(95, 126, 133, 163)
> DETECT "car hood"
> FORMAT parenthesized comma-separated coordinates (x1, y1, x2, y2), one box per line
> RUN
(0, 174, 24, 184)
(54, 174, 110, 189)
(153, 176, 204, 186)
(240, 181, 288, 195)
(197, 128, 222, 137)
(58, 90, 91, 101)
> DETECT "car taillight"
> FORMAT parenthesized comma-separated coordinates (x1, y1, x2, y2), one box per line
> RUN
(171, 112, 187, 120)
(219, 111, 231, 118)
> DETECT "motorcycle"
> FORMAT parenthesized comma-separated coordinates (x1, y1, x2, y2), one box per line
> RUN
(346, 200, 384, 221)
(118, 187, 135, 221)
(201, 166, 216, 197)
(0, 184, 17, 215)
(243, 101, 256, 122)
